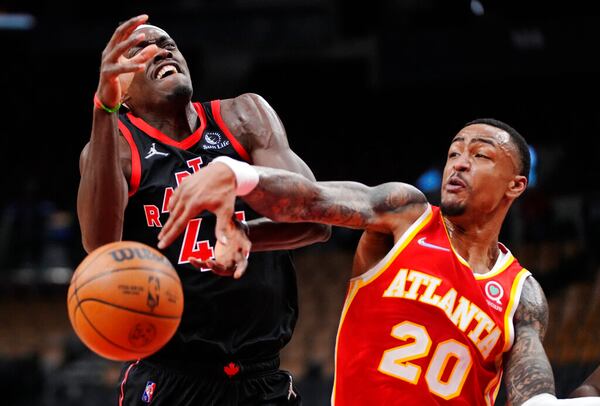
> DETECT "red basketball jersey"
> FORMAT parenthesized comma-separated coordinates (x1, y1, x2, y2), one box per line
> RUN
(333, 205, 530, 405)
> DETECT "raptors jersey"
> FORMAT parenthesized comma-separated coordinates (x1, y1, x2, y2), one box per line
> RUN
(118, 101, 298, 366)
(333, 205, 530, 405)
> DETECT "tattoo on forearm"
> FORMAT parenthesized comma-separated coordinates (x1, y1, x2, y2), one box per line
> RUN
(249, 172, 373, 228)
(505, 277, 554, 405)
(505, 327, 555, 405)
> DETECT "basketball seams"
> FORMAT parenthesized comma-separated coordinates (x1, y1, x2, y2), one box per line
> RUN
(67, 241, 183, 361)
(75, 305, 154, 356)
(76, 298, 181, 319)
(68, 266, 180, 303)
(71, 242, 125, 286)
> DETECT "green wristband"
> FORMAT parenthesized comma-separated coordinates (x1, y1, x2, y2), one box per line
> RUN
(94, 93, 122, 114)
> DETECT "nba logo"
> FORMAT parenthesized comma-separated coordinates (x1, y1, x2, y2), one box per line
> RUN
(141, 381, 157, 403)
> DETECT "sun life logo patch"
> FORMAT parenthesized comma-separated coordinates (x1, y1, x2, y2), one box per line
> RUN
(202, 131, 230, 150)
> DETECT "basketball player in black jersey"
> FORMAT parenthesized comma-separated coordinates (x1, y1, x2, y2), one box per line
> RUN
(77, 15, 330, 405)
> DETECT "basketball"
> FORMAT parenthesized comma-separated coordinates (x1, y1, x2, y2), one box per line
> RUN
(67, 241, 184, 361)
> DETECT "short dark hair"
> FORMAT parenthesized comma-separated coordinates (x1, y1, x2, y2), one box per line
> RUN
(465, 118, 531, 178)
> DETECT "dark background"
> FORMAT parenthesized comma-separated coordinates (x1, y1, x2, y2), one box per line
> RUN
(1, 1, 600, 404)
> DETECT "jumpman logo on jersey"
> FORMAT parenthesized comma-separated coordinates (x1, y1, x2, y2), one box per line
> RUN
(145, 143, 170, 159)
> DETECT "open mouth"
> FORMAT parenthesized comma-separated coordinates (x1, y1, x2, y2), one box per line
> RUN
(154, 64, 180, 80)
(449, 177, 465, 187)
(446, 176, 467, 192)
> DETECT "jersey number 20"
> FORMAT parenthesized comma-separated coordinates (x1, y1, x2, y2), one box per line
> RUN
(378, 321, 472, 400)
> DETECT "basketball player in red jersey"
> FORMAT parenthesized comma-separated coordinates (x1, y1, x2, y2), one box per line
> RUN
(77, 15, 330, 405)
(159, 119, 600, 405)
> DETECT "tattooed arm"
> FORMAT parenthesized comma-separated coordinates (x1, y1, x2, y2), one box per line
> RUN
(245, 173, 427, 232)
(504, 276, 555, 406)
(158, 164, 427, 254)
(504, 279, 600, 405)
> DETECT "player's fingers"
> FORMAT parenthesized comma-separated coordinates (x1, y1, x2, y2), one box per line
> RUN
(233, 257, 248, 279)
(211, 265, 235, 277)
(188, 257, 202, 268)
(104, 32, 145, 63)
(160, 188, 186, 238)
(198, 258, 235, 277)
(103, 63, 146, 76)
(129, 44, 160, 65)
(189, 257, 213, 270)
(158, 205, 191, 248)
(167, 186, 183, 214)
(106, 14, 148, 51)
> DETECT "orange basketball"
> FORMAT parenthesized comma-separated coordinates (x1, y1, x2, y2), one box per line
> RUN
(67, 241, 184, 361)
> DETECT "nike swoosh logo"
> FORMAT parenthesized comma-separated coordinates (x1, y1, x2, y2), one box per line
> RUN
(417, 237, 450, 252)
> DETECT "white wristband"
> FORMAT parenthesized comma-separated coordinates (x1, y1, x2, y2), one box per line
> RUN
(210, 156, 259, 196)
(523, 393, 600, 406)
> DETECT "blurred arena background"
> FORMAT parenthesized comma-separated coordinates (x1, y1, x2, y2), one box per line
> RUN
(1, 0, 600, 404)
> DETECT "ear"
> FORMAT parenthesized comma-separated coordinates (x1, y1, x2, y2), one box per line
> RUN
(506, 175, 528, 199)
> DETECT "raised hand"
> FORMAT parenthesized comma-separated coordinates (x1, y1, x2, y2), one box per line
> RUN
(189, 217, 251, 279)
(96, 14, 160, 108)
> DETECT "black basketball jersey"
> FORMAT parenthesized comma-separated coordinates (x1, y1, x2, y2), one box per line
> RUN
(118, 100, 298, 366)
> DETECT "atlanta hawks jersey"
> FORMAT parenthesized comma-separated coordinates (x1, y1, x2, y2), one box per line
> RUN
(118, 101, 298, 366)
(333, 205, 530, 405)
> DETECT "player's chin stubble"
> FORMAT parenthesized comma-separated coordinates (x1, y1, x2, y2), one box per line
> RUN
(440, 201, 466, 216)
(167, 83, 193, 103)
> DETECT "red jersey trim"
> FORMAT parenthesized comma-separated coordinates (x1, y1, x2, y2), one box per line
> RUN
(118, 360, 140, 406)
(503, 268, 531, 352)
(483, 350, 506, 406)
(210, 100, 253, 163)
(485, 370, 503, 406)
(332, 204, 433, 405)
(125, 102, 207, 151)
(118, 121, 141, 197)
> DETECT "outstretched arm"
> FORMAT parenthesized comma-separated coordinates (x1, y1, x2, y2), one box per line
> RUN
(504, 277, 600, 405)
(244, 173, 418, 231)
(220, 93, 330, 251)
(157, 161, 427, 274)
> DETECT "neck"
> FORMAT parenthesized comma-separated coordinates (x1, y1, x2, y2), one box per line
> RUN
(442, 209, 507, 274)
(133, 101, 198, 142)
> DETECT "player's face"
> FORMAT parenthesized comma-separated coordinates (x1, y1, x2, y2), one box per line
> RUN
(123, 26, 193, 105)
(440, 124, 526, 217)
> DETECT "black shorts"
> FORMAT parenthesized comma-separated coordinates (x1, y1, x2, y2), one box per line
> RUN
(116, 356, 301, 406)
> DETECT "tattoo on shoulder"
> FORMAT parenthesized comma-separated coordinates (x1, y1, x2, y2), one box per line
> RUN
(504, 276, 555, 405)
(514, 276, 549, 339)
